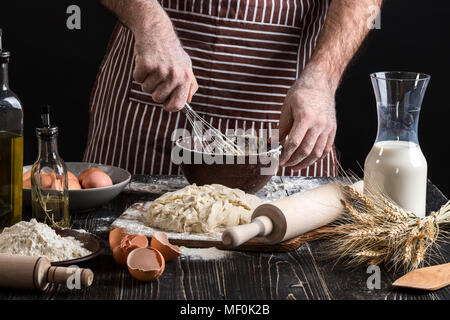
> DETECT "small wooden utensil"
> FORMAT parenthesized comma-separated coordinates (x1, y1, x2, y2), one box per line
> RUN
(0, 253, 94, 291)
(393, 263, 450, 291)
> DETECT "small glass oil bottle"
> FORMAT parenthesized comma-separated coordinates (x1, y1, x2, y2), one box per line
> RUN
(31, 106, 69, 227)
(0, 28, 24, 228)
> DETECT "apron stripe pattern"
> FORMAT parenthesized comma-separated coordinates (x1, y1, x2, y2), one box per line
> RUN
(84, 0, 337, 177)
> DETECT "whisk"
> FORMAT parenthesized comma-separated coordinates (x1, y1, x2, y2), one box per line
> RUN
(182, 103, 245, 155)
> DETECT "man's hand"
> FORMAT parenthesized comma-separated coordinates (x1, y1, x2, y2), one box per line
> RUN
(278, 0, 383, 170)
(279, 70, 337, 171)
(99, 0, 198, 112)
(133, 26, 198, 112)
(133, 19, 198, 112)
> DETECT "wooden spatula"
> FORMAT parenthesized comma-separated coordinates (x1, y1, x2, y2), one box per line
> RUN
(393, 263, 450, 291)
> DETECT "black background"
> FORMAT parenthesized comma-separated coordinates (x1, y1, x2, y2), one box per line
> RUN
(0, 1, 448, 196)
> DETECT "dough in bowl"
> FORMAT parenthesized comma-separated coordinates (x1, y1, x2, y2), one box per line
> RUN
(144, 184, 261, 233)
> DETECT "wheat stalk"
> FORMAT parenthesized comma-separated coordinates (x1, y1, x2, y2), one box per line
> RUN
(327, 182, 450, 272)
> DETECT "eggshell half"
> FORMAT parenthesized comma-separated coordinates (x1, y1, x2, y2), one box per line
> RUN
(120, 234, 149, 256)
(81, 171, 113, 189)
(127, 247, 165, 282)
(129, 234, 149, 248)
(150, 232, 181, 262)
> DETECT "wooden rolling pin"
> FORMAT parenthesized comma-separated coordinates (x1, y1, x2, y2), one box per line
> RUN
(0, 254, 94, 290)
(222, 181, 363, 247)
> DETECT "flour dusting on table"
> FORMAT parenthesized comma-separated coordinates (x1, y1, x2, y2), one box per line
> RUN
(180, 247, 232, 260)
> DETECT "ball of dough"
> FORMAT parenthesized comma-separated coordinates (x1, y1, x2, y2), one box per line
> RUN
(144, 184, 261, 233)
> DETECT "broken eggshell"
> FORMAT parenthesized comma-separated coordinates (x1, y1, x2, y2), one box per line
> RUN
(150, 232, 181, 262)
(114, 234, 148, 267)
(109, 228, 148, 267)
(121, 234, 149, 256)
(127, 247, 165, 282)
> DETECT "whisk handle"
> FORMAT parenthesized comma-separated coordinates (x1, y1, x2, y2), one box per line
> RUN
(183, 103, 193, 114)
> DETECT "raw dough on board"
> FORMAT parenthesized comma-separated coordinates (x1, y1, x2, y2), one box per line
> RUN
(144, 184, 261, 233)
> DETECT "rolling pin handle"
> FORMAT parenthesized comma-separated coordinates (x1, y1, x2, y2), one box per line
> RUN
(222, 216, 273, 248)
(47, 266, 94, 288)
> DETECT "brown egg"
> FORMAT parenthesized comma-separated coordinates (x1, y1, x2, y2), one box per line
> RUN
(23, 177, 31, 189)
(67, 171, 78, 182)
(81, 171, 113, 189)
(127, 247, 165, 282)
(23, 170, 52, 189)
(40, 172, 54, 189)
(68, 178, 82, 190)
(23, 170, 31, 181)
(78, 168, 103, 183)
(23, 170, 72, 189)
(150, 232, 181, 262)
(23, 170, 32, 189)
(52, 172, 79, 190)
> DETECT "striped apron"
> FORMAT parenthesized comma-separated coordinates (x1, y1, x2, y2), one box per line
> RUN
(83, 0, 337, 177)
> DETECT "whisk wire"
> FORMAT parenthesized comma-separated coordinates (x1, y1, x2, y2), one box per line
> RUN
(183, 103, 245, 155)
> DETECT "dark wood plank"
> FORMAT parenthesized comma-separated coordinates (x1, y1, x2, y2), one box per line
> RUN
(0, 176, 448, 300)
(289, 179, 450, 300)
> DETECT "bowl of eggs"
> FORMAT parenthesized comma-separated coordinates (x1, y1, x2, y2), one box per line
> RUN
(23, 162, 131, 211)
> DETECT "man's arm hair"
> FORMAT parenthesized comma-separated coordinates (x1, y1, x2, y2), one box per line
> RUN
(305, 0, 383, 89)
(99, 0, 169, 36)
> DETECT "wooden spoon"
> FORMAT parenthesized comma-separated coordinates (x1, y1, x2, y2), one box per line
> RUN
(393, 263, 450, 291)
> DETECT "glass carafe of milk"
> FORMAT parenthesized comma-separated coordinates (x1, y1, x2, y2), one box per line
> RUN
(364, 72, 430, 218)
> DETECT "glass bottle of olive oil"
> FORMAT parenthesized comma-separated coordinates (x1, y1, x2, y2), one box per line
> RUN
(0, 29, 24, 228)
(31, 106, 69, 227)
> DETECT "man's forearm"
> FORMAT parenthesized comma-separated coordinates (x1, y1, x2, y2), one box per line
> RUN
(305, 0, 383, 89)
(99, 0, 173, 39)
(99, 0, 196, 111)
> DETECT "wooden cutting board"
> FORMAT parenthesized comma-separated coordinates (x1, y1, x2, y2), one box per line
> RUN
(111, 201, 334, 252)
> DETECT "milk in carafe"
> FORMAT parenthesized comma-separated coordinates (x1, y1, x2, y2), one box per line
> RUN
(364, 72, 430, 218)
(364, 140, 427, 217)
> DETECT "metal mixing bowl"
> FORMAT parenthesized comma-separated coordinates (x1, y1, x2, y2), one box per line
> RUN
(175, 137, 279, 193)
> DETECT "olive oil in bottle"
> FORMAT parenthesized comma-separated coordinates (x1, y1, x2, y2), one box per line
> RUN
(0, 28, 24, 228)
(31, 106, 69, 227)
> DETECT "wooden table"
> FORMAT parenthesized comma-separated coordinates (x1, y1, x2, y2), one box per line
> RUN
(1, 176, 449, 300)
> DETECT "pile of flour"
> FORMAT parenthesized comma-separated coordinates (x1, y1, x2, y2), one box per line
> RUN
(0, 219, 91, 262)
